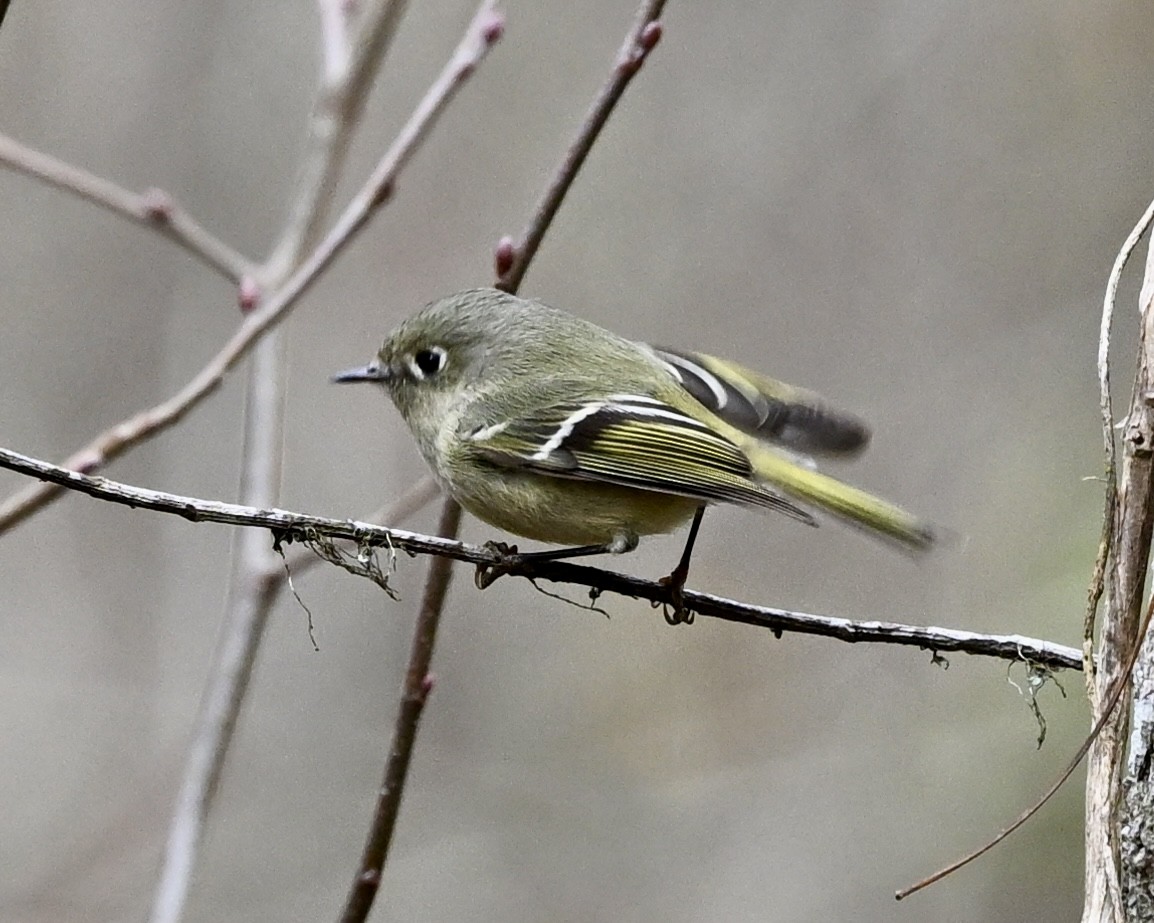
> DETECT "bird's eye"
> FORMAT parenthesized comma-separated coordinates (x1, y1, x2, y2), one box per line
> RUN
(409, 346, 447, 380)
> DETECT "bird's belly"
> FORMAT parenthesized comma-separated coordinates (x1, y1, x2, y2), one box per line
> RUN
(454, 472, 701, 547)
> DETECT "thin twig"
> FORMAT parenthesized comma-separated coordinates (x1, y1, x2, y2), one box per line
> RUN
(151, 0, 421, 916)
(343, 2, 671, 888)
(0, 7, 502, 536)
(269, 0, 412, 275)
(339, 499, 461, 923)
(495, 0, 667, 294)
(338, 5, 670, 917)
(148, 335, 291, 923)
(0, 134, 254, 281)
(898, 592, 1154, 901)
(317, 0, 352, 84)
(147, 557, 281, 923)
(145, 476, 436, 923)
(0, 445, 1082, 672)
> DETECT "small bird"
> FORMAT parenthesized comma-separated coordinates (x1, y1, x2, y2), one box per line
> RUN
(335, 288, 934, 617)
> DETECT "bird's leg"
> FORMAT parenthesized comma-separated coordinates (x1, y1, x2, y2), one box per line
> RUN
(475, 533, 638, 590)
(659, 505, 706, 625)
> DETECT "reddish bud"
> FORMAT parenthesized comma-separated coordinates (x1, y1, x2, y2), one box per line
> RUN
(421, 673, 437, 695)
(638, 21, 663, 52)
(238, 276, 261, 313)
(372, 179, 395, 208)
(142, 188, 174, 223)
(494, 236, 516, 278)
(482, 12, 505, 45)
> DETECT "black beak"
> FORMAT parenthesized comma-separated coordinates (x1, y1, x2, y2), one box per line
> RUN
(332, 362, 390, 384)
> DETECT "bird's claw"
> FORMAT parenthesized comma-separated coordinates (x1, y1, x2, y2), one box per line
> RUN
(475, 541, 520, 590)
(658, 567, 694, 625)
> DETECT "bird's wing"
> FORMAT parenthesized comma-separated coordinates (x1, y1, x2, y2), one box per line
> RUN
(463, 393, 816, 525)
(650, 346, 871, 457)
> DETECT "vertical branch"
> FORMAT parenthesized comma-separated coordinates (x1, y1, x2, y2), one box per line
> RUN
(339, 499, 461, 923)
(269, 0, 411, 274)
(317, 0, 352, 84)
(1084, 205, 1154, 923)
(337, 3, 668, 922)
(148, 567, 282, 923)
(146, 6, 501, 923)
(1115, 222, 1154, 919)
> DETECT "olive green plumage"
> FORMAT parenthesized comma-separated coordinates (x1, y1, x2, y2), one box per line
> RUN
(335, 288, 934, 553)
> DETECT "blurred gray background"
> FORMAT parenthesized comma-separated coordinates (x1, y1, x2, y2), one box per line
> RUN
(0, 1, 1147, 920)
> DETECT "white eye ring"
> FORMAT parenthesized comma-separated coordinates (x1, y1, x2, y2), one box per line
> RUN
(408, 345, 448, 381)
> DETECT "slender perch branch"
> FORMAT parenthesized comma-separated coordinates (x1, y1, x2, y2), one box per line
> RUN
(0, 445, 1082, 672)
